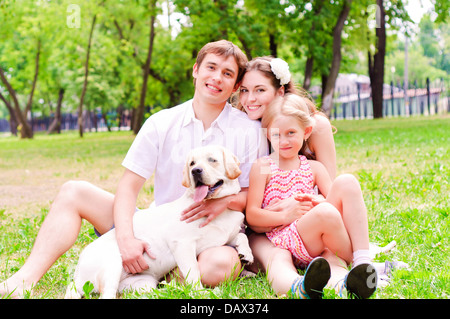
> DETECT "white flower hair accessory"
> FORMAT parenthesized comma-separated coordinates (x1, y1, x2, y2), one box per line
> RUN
(270, 58, 291, 86)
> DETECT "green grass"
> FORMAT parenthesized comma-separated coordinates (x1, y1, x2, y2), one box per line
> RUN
(0, 115, 449, 299)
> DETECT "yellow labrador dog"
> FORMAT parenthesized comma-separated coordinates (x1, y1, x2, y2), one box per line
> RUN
(65, 145, 253, 299)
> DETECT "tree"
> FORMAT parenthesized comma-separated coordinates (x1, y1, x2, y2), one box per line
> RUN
(0, 0, 67, 137)
(320, 0, 352, 117)
(47, 88, 64, 134)
(365, 0, 410, 118)
(368, 0, 386, 119)
(0, 90, 18, 136)
(78, 14, 97, 138)
(0, 39, 40, 139)
(0, 1, 46, 138)
(134, 0, 158, 134)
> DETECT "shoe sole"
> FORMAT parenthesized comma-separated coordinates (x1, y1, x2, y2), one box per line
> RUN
(346, 263, 378, 299)
(303, 257, 331, 299)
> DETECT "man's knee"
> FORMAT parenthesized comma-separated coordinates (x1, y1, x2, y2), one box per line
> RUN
(198, 246, 241, 287)
(55, 181, 81, 204)
(54, 180, 94, 212)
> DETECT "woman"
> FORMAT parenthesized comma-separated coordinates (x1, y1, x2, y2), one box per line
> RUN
(236, 56, 373, 297)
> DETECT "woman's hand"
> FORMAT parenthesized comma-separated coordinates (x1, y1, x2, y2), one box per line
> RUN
(264, 195, 313, 227)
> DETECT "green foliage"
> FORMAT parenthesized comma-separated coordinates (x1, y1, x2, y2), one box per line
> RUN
(0, 0, 447, 130)
(82, 281, 95, 298)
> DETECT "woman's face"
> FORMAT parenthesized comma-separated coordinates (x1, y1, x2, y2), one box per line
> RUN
(239, 70, 283, 120)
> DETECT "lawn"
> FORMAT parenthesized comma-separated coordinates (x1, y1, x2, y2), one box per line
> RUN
(0, 115, 448, 299)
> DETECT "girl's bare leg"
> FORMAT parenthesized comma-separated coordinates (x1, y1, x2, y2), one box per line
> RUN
(296, 203, 353, 264)
(326, 174, 370, 252)
(0, 181, 115, 298)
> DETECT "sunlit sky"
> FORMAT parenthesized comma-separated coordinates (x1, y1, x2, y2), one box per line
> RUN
(405, 0, 434, 23)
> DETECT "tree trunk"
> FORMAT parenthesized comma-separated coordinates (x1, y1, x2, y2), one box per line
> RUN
(78, 15, 97, 138)
(47, 88, 65, 134)
(269, 33, 277, 57)
(133, 0, 157, 134)
(302, 0, 324, 91)
(115, 15, 180, 108)
(0, 38, 41, 139)
(320, 0, 352, 117)
(368, 0, 386, 119)
(0, 92, 18, 136)
(25, 40, 41, 123)
(303, 56, 314, 91)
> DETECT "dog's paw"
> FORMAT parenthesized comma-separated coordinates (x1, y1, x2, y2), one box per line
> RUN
(239, 251, 254, 265)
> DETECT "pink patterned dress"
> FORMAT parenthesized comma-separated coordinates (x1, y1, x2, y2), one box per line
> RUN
(262, 155, 315, 267)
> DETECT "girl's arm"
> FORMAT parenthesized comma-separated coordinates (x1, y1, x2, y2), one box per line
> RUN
(309, 160, 333, 197)
(246, 159, 293, 230)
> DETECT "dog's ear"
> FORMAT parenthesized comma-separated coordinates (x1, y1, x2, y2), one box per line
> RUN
(222, 147, 241, 180)
(182, 155, 191, 188)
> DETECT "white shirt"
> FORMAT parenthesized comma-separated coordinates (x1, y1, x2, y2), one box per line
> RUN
(122, 99, 269, 206)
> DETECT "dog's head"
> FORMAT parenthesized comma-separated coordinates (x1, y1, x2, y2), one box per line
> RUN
(182, 145, 241, 202)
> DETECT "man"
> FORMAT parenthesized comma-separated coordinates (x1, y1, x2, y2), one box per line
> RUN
(1, 40, 268, 297)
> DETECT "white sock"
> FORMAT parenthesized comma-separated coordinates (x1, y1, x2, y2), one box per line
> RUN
(352, 249, 372, 267)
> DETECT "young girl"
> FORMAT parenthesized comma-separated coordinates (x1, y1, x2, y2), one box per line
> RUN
(236, 56, 337, 179)
(246, 93, 378, 299)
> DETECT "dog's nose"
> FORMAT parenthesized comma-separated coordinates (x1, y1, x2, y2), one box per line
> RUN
(192, 167, 203, 176)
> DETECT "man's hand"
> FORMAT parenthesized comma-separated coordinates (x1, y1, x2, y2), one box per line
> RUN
(117, 237, 155, 274)
(180, 196, 230, 227)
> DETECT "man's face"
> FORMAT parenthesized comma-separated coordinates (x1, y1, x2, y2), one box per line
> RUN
(192, 53, 240, 106)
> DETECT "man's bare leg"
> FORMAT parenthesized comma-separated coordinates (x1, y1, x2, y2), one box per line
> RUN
(198, 246, 241, 287)
(0, 181, 115, 298)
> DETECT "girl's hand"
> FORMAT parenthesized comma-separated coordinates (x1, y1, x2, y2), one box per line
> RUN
(294, 193, 326, 206)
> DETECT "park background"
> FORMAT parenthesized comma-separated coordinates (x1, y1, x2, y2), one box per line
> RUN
(0, 0, 449, 298)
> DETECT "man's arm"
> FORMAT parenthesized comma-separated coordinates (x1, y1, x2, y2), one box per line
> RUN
(180, 188, 248, 227)
(114, 169, 154, 274)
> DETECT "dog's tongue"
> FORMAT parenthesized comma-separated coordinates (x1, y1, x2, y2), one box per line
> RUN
(194, 185, 209, 202)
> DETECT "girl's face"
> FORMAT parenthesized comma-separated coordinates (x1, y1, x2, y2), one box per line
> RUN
(239, 70, 284, 120)
(268, 115, 311, 160)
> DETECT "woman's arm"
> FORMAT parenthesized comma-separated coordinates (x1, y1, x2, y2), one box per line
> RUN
(309, 114, 337, 179)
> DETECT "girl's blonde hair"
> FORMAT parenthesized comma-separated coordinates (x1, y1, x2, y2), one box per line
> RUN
(261, 93, 315, 131)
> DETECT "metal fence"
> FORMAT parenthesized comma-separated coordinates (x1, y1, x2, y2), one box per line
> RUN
(0, 80, 448, 134)
(331, 80, 447, 120)
(0, 109, 132, 134)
